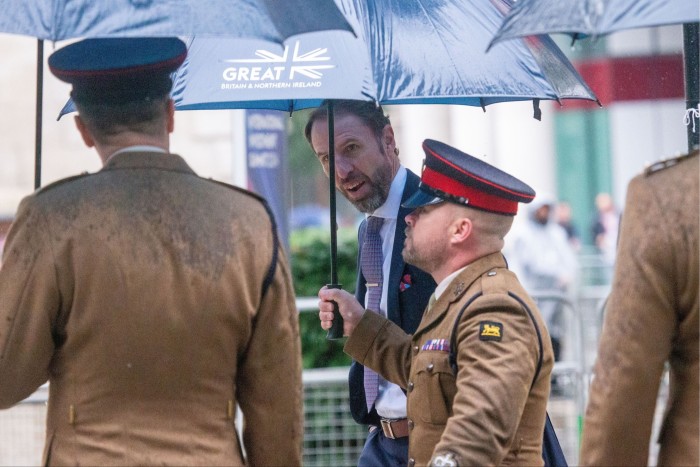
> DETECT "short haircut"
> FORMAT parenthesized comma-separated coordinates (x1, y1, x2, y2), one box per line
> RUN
(304, 99, 390, 144)
(75, 95, 170, 145)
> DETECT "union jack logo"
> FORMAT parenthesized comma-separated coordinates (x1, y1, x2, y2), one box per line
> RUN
(225, 41, 335, 80)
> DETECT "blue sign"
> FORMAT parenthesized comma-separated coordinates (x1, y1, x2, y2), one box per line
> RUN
(245, 109, 289, 249)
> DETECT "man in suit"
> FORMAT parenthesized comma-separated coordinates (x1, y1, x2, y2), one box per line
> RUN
(305, 100, 436, 466)
(318, 139, 553, 466)
(0, 38, 302, 466)
(580, 150, 698, 466)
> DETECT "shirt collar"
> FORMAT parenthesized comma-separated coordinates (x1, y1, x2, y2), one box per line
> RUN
(109, 145, 167, 160)
(367, 165, 407, 221)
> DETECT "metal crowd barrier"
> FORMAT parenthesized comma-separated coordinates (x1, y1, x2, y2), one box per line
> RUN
(0, 287, 613, 467)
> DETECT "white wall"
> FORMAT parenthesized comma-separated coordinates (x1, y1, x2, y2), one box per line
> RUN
(0, 34, 241, 217)
(390, 100, 557, 197)
(608, 98, 688, 207)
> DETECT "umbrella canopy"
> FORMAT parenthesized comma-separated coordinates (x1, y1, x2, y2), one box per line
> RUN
(0, 0, 354, 189)
(490, 0, 699, 43)
(0, 0, 354, 43)
(170, 0, 598, 113)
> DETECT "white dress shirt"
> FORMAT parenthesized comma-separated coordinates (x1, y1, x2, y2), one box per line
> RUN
(364, 165, 408, 419)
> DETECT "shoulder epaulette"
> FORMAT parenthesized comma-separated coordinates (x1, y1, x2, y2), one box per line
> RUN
(206, 178, 267, 204)
(35, 171, 91, 195)
(644, 150, 698, 176)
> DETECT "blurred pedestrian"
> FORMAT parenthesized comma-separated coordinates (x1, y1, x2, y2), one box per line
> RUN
(580, 150, 698, 466)
(305, 100, 436, 467)
(591, 192, 619, 267)
(319, 139, 553, 466)
(556, 201, 581, 251)
(0, 38, 302, 466)
(505, 194, 579, 362)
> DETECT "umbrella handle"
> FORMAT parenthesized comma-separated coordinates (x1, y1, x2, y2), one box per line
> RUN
(325, 283, 344, 340)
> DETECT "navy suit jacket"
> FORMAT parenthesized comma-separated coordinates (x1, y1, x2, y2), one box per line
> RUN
(349, 169, 437, 426)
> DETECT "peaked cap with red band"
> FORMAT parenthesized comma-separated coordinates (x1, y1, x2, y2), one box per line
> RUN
(403, 139, 535, 216)
(49, 38, 187, 105)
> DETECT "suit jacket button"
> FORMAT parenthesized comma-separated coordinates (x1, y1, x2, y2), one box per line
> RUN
(413, 345, 419, 352)
(427, 363, 434, 372)
(408, 381, 414, 392)
(408, 458, 415, 467)
(408, 419, 414, 430)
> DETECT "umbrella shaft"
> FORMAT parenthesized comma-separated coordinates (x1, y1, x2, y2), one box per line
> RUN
(35, 39, 43, 189)
(327, 101, 339, 284)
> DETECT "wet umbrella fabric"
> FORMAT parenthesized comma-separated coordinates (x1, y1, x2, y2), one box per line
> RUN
(489, 0, 700, 151)
(490, 0, 699, 44)
(0, 0, 354, 43)
(169, 0, 597, 113)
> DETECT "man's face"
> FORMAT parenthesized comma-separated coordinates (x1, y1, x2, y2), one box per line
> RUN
(402, 202, 451, 273)
(310, 113, 398, 213)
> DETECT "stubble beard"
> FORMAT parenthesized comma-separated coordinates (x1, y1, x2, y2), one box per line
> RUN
(346, 161, 393, 214)
(402, 231, 442, 274)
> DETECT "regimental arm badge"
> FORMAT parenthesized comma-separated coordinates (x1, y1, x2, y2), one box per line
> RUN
(479, 321, 503, 341)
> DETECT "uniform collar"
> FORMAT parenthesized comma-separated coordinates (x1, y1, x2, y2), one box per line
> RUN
(102, 151, 196, 175)
(440, 252, 507, 305)
(434, 265, 468, 300)
(416, 252, 508, 335)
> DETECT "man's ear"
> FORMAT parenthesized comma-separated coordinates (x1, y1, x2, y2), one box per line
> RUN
(451, 216, 473, 244)
(382, 124, 396, 151)
(167, 99, 175, 133)
(74, 115, 95, 148)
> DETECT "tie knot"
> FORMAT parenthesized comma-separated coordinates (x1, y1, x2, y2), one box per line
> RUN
(367, 216, 383, 235)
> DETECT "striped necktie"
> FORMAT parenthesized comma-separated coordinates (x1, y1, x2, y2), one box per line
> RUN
(361, 216, 383, 410)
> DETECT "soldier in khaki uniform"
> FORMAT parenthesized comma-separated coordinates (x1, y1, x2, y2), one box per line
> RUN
(0, 38, 302, 466)
(319, 139, 554, 466)
(580, 150, 699, 466)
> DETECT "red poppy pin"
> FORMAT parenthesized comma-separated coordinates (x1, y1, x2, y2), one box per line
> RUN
(400, 274, 412, 292)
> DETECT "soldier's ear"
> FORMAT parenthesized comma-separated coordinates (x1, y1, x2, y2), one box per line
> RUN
(451, 216, 472, 244)
(74, 115, 95, 148)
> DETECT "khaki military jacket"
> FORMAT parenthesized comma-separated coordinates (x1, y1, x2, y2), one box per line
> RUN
(0, 152, 303, 466)
(346, 252, 553, 466)
(581, 151, 699, 466)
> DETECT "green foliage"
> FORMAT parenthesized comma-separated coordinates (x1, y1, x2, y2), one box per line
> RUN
(288, 109, 318, 176)
(290, 226, 358, 369)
